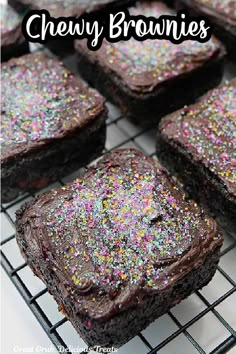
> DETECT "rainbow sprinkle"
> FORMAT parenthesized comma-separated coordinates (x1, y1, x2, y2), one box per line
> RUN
(79, 1, 221, 92)
(1, 4, 20, 35)
(167, 80, 236, 192)
(44, 150, 216, 293)
(1, 53, 103, 148)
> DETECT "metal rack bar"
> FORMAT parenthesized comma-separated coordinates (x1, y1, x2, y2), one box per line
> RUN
(1, 44, 236, 354)
(210, 336, 236, 354)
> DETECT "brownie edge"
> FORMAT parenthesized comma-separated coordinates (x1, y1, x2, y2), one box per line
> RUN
(8, 0, 135, 56)
(1, 4, 29, 62)
(156, 80, 236, 236)
(75, 1, 225, 127)
(1, 53, 107, 203)
(16, 210, 222, 347)
(175, 0, 236, 60)
(15, 149, 223, 348)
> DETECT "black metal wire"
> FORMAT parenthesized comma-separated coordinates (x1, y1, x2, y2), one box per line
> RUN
(1, 115, 236, 354)
(1, 46, 236, 354)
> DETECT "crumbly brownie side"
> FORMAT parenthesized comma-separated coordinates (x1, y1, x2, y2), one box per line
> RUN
(2, 116, 106, 203)
(175, 0, 236, 60)
(157, 80, 236, 236)
(1, 53, 107, 202)
(16, 207, 221, 347)
(1, 4, 29, 62)
(75, 1, 225, 126)
(15, 149, 223, 347)
(75, 42, 224, 127)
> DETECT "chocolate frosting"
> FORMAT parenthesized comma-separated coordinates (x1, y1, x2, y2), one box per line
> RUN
(75, 1, 224, 93)
(20, 149, 222, 320)
(159, 79, 236, 197)
(1, 53, 106, 163)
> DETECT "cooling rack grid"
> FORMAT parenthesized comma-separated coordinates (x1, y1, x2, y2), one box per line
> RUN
(1, 41, 236, 354)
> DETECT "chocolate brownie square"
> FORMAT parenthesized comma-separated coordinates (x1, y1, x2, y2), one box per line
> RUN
(8, 0, 135, 55)
(16, 149, 223, 348)
(75, 1, 225, 126)
(1, 4, 29, 62)
(157, 79, 236, 235)
(1, 53, 107, 203)
(174, 0, 236, 60)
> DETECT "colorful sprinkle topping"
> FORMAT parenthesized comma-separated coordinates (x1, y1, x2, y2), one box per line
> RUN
(1, 53, 103, 148)
(197, 0, 236, 19)
(168, 80, 236, 192)
(0, 4, 20, 35)
(79, 1, 220, 92)
(44, 150, 214, 292)
(34, 0, 115, 12)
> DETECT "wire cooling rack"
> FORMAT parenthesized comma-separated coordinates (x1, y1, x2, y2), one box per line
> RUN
(1, 39, 236, 354)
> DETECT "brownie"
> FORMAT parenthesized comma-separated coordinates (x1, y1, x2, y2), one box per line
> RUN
(9, 0, 135, 16)
(74, 1, 225, 127)
(1, 53, 107, 203)
(174, 0, 236, 60)
(8, 0, 135, 56)
(157, 79, 236, 236)
(16, 149, 223, 348)
(1, 4, 29, 62)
